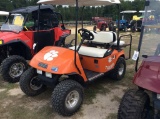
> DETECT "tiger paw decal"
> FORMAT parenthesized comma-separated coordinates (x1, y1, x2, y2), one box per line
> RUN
(44, 50, 59, 61)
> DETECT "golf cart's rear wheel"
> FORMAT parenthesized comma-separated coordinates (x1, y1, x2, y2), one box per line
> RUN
(19, 67, 46, 96)
(109, 57, 126, 80)
(52, 80, 84, 116)
(118, 89, 151, 119)
(1, 55, 28, 83)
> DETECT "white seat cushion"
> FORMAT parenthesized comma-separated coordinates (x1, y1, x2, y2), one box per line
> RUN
(69, 46, 108, 58)
(90, 31, 125, 46)
(112, 40, 125, 46)
(90, 31, 116, 44)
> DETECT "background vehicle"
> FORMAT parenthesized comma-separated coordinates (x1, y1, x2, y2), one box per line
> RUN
(92, 16, 112, 31)
(116, 10, 136, 31)
(19, 0, 132, 117)
(0, 5, 71, 83)
(116, 19, 129, 31)
(118, 10, 143, 32)
(129, 19, 142, 32)
(118, 0, 160, 119)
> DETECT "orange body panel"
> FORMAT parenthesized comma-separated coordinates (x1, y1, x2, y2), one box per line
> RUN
(80, 50, 125, 72)
(30, 46, 125, 82)
(29, 46, 87, 81)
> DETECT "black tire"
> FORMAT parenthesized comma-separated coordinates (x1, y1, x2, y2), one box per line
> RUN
(1, 55, 28, 83)
(19, 67, 46, 96)
(52, 80, 84, 116)
(109, 57, 126, 80)
(100, 25, 106, 31)
(118, 89, 151, 119)
(93, 25, 97, 32)
(124, 27, 127, 32)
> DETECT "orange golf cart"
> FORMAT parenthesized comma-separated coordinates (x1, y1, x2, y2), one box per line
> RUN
(19, 0, 132, 116)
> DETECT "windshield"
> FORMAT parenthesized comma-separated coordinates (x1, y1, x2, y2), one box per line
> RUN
(139, 0, 160, 59)
(1, 14, 24, 32)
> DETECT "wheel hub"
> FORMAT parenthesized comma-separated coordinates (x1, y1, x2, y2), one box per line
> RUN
(65, 90, 79, 109)
(9, 63, 25, 78)
(118, 64, 124, 76)
(30, 77, 43, 91)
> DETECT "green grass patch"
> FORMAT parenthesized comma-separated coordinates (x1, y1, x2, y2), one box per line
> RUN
(0, 90, 8, 100)
(107, 113, 117, 119)
(111, 95, 121, 103)
(84, 81, 111, 104)
(0, 78, 19, 90)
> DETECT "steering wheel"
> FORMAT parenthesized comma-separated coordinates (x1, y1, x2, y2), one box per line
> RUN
(78, 28, 94, 40)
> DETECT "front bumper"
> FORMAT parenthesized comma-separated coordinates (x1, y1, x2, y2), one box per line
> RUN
(37, 74, 59, 87)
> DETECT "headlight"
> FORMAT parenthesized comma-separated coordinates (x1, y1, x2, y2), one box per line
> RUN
(0, 39, 3, 45)
(45, 72, 52, 78)
(37, 69, 42, 74)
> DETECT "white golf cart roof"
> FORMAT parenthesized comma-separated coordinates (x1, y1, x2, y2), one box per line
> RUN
(139, 10, 155, 13)
(120, 10, 137, 13)
(0, 11, 9, 16)
(37, 0, 120, 6)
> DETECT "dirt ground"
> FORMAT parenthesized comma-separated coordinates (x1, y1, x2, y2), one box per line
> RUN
(0, 25, 140, 119)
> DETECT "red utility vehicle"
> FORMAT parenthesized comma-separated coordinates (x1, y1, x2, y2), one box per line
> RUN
(0, 5, 70, 83)
(92, 17, 112, 31)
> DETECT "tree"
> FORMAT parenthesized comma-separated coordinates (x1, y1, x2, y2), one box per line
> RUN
(0, 0, 146, 21)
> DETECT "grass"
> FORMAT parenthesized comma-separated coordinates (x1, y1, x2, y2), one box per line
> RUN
(111, 95, 121, 103)
(0, 90, 8, 100)
(84, 79, 111, 104)
(0, 29, 140, 119)
(107, 113, 117, 119)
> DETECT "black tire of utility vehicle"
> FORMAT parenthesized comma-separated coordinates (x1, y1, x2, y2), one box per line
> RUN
(20, 67, 46, 96)
(118, 89, 151, 119)
(109, 57, 126, 80)
(1, 55, 28, 83)
(52, 80, 84, 116)
(100, 25, 106, 31)
(124, 27, 127, 32)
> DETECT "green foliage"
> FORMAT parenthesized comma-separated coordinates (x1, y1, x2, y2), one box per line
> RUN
(0, 0, 145, 21)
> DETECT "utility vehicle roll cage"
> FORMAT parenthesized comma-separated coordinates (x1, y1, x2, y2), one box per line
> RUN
(5, 5, 65, 31)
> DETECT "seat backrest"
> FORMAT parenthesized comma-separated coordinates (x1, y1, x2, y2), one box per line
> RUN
(90, 31, 117, 44)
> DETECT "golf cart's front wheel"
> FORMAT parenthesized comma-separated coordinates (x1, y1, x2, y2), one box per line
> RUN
(1, 55, 28, 83)
(19, 67, 46, 96)
(118, 89, 151, 119)
(109, 57, 126, 80)
(52, 80, 84, 116)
